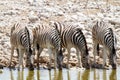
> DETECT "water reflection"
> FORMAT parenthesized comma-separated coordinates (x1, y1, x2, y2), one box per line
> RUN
(26, 70, 34, 80)
(54, 70, 63, 80)
(91, 69, 117, 80)
(93, 69, 97, 80)
(0, 68, 119, 80)
(103, 69, 107, 80)
(17, 70, 24, 80)
(67, 70, 70, 80)
(49, 70, 52, 80)
(109, 69, 116, 80)
(48, 69, 63, 80)
(36, 70, 40, 80)
(10, 70, 14, 80)
(82, 70, 90, 80)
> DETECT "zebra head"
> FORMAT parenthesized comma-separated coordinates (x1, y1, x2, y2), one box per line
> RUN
(25, 27, 34, 70)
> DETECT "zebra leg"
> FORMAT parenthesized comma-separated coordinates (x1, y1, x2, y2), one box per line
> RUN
(48, 48, 52, 70)
(53, 49, 57, 69)
(76, 49, 82, 68)
(8, 46, 14, 68)
(57, 49, 63, 70)
(81, 51, 90, 69)
(37, 47, 43, 69)
(93, 43, 98, 68)
(18, 49, 23, 70)
(102, 47, 107, 69)
(67, 49, 71, 69)
(109, 49, 116, 69)
(16, 48, 19, 58)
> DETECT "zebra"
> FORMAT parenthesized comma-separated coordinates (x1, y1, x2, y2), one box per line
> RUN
(9, 23, 34, 70)
(92, 20, 117, 69)
(32, 24, 63, 70)
(49, 21, 90, 69)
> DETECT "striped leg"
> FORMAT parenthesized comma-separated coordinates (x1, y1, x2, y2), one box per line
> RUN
(93, 43, 98, 68)
(67, 48, 71, 69)
(8, 46, 14, 68)
(48, 48, 52, 70)
(37, 47, 43, 68)
(81, 50, 90, 69)
(57, 49, 63, 70)
(53, 49, 57, 69)
(18, 48, 24, 70)
(103, 46, 107, 68)
(76, 49, 82, 68)
(109, 49, 116, 69)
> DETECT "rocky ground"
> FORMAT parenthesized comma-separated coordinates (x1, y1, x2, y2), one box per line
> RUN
(0, 0, 120, 69)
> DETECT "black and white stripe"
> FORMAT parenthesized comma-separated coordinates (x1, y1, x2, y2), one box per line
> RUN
(92, 20, 117, 69)
(9, 23, 34, 70)
(49, 21, 90, 69)
(32, 24, 63, 69)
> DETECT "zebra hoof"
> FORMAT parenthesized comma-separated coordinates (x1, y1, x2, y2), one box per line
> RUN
(48, 67, 51, 70)
(58, 66, 62, 70)
(91, 63, 97, 68)
(8, 65, 15, 70)
(57, 64, 62, 70)
(84, 63, 90, 69)
(29, 65, 34, 70)
(112, 64, 116, 69)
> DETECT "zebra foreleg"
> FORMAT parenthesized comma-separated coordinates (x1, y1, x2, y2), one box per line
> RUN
(48, 48, 52, 70)
(76, 49, 82, 68)
(36, 47, 43, 69)
(18, 49, 24, 70)
(67, 49, 71, 69)
(8, 46, 14, 68)
(93, 43, 98, 68)
(57, 49, 63, 70)
(53, 49, 57, 69)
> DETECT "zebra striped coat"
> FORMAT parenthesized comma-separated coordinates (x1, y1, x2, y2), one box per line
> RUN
(92, 20, 117, 69)
(49, 21, 90, 69)
(32, 24, 63, 69)
(10, 23, 34, 70)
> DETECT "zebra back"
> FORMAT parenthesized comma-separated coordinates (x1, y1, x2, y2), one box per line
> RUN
(33, 24, 61, 50)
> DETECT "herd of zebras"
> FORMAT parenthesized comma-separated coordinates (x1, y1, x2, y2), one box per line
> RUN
(8, 19, 117, 70)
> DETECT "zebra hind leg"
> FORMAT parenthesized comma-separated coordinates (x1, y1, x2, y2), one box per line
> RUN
(109, 50, 116, 69)
(36, 44, 43, 69)
(48, 48, 52, 70)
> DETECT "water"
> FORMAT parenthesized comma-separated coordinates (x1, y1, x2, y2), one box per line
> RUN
(0, 67, 120, 80)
